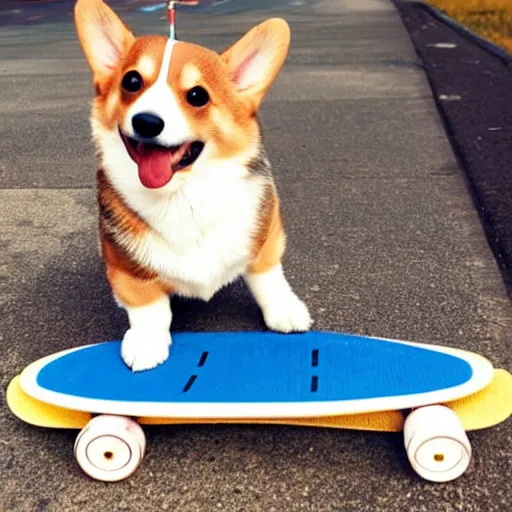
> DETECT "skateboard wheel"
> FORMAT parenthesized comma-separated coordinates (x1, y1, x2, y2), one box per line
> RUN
(404, 405, 471, 483)
(74, 415, 146, 482)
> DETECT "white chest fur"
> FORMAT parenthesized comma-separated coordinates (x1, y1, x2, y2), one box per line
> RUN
(105, 154, 265, 302)
(94, 124, 268, 300)
(131, 173, 264, 300)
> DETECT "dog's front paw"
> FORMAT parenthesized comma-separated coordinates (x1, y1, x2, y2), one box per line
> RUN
(262, 293, 313, 333)
(121, 328, 172, 372)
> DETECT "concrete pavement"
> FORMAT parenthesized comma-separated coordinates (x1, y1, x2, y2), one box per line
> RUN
(1, 0, 510, 510)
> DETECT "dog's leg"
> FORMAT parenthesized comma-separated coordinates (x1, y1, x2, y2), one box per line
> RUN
(244, 201, 312, 333)
(121, 295, 172, 372)
(245, 263, 312, 332)
(107, 264, 172, 372)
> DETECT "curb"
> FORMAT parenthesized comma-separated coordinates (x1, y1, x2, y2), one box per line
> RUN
(412, 1, 512, 67)
(394, 0, 512, 296)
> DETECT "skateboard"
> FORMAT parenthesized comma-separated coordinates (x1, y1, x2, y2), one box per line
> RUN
(7, 331, 511, 483)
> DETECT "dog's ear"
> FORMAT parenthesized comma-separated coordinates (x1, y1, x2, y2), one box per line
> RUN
(74, 0, 135, 80)
(220, 18, 290, 112)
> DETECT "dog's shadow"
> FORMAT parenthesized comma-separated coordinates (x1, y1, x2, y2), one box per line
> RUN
(8, 228, 265, 365)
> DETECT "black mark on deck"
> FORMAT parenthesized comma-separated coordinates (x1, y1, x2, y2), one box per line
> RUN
(198, 352, 208, 367)
(311, 349, 319, 367)
(311, 376, 318, 392)
(183, 375, 197, 393)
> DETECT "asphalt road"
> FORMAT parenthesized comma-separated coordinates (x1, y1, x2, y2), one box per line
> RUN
(396, 1, 512, 297)
(1, 0, 511, 511)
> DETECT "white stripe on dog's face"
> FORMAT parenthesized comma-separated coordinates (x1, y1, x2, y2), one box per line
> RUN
(123, 39, 194, 146)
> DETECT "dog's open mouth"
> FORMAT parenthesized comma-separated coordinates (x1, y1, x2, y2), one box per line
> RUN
(120, 131, 204, 189)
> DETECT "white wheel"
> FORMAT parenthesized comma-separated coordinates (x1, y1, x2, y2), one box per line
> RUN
(74, 415, 146, 482)
(404, 405, 471, 483)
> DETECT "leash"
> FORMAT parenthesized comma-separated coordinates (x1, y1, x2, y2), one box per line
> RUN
(167, 1, 199, 40)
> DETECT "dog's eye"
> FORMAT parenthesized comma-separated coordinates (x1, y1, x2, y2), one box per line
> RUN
(186, 86, 209, 107)
(122, 71, 143, 93)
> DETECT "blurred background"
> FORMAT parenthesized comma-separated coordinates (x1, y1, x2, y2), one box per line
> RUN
(2, 0, 512, 56)
(0, 0, 270, 26)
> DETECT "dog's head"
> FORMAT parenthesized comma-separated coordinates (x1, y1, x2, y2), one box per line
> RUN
(74, 0, 290, 192)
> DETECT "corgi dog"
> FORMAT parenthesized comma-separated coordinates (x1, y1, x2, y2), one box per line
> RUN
(74, 0, 312, 372)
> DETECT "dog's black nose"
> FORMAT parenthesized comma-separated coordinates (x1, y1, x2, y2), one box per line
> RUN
(132, 113, 165, 138)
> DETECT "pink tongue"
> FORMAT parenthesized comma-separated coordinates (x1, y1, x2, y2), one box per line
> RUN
(138, 149, 173, 189)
